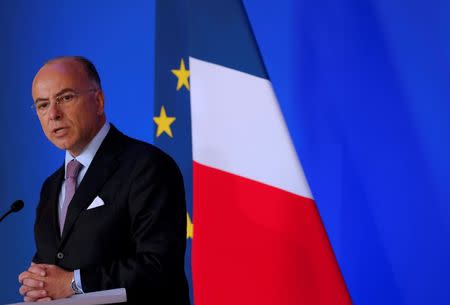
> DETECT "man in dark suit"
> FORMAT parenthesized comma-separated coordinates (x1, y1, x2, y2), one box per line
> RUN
(18, 56, 190, 304)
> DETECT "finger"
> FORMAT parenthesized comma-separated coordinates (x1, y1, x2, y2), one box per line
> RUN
(24, 296, 38, 302)
(19, 284, 35, 296)
(19, 271, 44, 285)
(36, 297, 52, 302)
(28, 265, 46, 276)
(23, 277, 45, 288)
(35, 263, 51, 268)
(18, 271, 30, 283)
(25, 289, 48, 299)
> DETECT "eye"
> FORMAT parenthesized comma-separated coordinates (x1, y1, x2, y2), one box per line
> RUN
(57, 93, 75, 103)
(35, 102, 49, 111)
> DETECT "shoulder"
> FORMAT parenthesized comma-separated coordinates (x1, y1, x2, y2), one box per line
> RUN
(125, 134, 177, 165)
(110, 126, 182, 178)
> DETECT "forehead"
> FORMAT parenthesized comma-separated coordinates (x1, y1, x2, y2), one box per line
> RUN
(32, 60, 90, 97)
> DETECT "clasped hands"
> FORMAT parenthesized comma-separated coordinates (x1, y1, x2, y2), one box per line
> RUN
(18, 263, 73, 302)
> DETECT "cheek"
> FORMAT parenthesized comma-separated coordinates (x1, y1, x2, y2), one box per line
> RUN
(73, 113, 93, 132)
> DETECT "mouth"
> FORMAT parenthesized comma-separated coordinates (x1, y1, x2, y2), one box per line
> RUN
(52, 126, 68, 136)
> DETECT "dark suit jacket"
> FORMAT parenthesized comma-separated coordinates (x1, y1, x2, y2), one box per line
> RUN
(33, 125, 190, 305)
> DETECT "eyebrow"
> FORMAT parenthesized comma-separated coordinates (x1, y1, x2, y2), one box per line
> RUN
(34, 88, 76, 103)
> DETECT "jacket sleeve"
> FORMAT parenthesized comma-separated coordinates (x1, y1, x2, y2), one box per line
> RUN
(79, 151, 187, 301)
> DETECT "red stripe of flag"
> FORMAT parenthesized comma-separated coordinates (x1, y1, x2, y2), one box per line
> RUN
(192, 161, 351, 305)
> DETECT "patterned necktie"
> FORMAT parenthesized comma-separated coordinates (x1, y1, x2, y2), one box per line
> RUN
(59, 159, 83, 234)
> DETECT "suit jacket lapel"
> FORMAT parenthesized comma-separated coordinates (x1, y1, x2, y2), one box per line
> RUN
(60, 125, 126, 243)
(46, 166, 64, 243)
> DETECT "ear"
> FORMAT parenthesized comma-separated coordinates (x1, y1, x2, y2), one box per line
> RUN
(95, 89, 105, 115)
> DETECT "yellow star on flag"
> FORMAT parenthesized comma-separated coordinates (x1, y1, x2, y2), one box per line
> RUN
(187, 212, 193, 239)
(171, 58, 190, 91)
(153, 106, 176, 138)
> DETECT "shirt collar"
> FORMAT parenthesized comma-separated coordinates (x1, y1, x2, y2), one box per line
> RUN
(65, 122, 110, 171)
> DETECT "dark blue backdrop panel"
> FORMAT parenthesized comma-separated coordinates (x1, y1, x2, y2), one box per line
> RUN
(0, 1, 154, 303)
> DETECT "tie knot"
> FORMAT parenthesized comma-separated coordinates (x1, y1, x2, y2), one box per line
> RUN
(66, 159, 83, 179)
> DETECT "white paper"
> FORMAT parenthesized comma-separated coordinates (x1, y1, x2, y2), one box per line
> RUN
(6, 288, 127, 305)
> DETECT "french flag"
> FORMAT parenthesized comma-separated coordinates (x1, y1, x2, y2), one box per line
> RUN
(188, 1, 351, 304)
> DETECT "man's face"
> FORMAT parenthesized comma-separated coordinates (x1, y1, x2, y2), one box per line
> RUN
(32, 59, 105, 156)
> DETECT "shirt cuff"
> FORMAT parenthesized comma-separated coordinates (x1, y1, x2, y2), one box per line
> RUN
(74, 269, 84, 293)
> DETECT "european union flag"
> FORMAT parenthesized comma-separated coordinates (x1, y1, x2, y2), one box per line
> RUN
(154, 1, 193, 304)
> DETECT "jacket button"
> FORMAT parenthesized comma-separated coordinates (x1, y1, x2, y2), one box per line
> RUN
(56, 252, 64, 259)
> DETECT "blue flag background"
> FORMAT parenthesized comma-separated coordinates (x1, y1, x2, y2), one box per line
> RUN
(1, 1, 450, 305)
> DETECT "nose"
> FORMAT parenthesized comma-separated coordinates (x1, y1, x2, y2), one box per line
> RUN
(47, 101, 63, 120)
